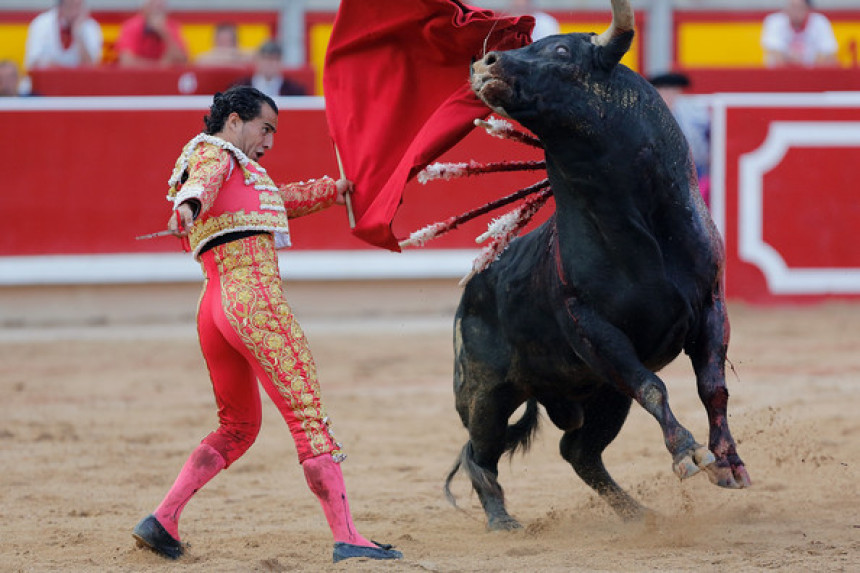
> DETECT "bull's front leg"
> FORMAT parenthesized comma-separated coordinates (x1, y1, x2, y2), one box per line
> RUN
(685, 291, 751, 488)
(556, 297, 714, 481)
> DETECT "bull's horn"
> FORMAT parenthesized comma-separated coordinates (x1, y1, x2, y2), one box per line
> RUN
(593, 0, 634, 47)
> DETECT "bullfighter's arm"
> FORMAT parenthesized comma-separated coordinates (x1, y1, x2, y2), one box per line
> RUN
(279, 176, 338, 219)
(169, 145, 231, 219)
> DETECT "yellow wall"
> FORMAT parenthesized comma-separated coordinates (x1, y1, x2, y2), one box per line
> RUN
(678, 23, 763, 68)
(0, 24, 28, 69)
(677, 21, 860, 68)
(309, 22, 333, 95)
(832, 22, 860, 66)
(0, 22, 272, 69)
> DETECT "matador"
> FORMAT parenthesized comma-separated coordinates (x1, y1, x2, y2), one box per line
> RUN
(132, 86, 402, 564)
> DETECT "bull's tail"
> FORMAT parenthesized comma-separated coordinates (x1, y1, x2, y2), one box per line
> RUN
(504, 398, 541, 457)
(444, 399, 541, 507)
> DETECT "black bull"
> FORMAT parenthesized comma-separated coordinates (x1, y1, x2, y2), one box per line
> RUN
(445, 3, 751, 530)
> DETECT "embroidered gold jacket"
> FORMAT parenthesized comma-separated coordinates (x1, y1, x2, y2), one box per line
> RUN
(167, 134, 337, 259)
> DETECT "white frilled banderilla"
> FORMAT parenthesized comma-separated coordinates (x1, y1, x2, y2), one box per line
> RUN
(399, 117, 552, 284)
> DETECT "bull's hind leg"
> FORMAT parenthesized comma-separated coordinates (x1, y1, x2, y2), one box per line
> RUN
(453, 382, 526, 531)
(557, 385, 646, 520)
(685, 290, 751, 488)
(450, 315, 525, 530)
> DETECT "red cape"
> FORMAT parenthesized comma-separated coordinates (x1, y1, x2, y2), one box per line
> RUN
(324, 0, 533, 250)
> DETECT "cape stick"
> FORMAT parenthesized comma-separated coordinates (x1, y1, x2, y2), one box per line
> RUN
(334, 145, 356, 229)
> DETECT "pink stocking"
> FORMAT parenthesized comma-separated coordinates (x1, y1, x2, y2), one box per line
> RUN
(302, 454, 374, 547)
(153, 443, 227, 540)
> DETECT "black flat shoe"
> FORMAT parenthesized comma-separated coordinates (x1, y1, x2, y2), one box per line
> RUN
(332, 540, 403, 563)
(132, 514, 184, 560)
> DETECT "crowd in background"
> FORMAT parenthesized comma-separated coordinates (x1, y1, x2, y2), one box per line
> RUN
(0, 0, 844, 100)
(1, 0, 309, 98)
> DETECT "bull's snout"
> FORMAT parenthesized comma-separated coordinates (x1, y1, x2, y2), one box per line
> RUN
(472, 51, 500, 76)
(482, 52, 499, 66)
(470, 51, 513, 119)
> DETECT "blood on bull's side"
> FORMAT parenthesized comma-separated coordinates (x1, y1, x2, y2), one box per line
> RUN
(445, 0, 751, 530)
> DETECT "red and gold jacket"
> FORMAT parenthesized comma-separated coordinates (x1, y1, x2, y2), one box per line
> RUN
(167, 133, 337, 259)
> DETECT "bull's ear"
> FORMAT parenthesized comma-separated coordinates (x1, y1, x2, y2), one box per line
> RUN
(597, 29, 634, 69)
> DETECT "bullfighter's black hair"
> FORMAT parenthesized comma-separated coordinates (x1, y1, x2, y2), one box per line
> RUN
(203, 85, 278, 135)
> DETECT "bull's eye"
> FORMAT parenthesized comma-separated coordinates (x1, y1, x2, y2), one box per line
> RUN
(555, 45, 570, 57)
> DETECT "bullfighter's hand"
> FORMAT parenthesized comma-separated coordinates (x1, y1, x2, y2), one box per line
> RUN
(334, 177, 354, 206)
(168, 202, 195, 237)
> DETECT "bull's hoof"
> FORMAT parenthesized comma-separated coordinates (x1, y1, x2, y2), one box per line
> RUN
(603, 490, 649, 522)
(487, 515, 522, 531)
(672, 447, 715, 480)
(703, 458, 752, 489)
(615, 501, 652, 523)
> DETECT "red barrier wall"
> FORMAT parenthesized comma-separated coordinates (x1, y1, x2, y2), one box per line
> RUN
(711, 93, 860, 302)
(684, 67, 860, 94)
(4, 94, 859, 301)
(28, 66, 316, 97)
(0, 97, 544, 257)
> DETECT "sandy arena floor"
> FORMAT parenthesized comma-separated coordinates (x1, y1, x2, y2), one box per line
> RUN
(0, 280, 858, 572)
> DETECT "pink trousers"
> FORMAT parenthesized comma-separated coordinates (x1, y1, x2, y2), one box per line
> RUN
(196, 234, 343, 465)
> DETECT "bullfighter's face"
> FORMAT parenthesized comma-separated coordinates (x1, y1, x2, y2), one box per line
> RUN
(220, 102, 278, 162)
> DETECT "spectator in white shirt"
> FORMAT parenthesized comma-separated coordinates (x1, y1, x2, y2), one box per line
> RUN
(24, 0, 102, 69)
(761, 0, 838, 68)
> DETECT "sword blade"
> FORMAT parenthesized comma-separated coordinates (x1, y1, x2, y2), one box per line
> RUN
(135, 229, 174, 240)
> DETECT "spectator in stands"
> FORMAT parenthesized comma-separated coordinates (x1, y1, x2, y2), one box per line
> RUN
(510, 0, 560, 41)
(24, 0, 102, 69)
(234, 40, 306, 97)
(0, 60, 23, 97)
(116, 0, 188, 67)
(195, 22, 251, 67)
(649, 72, 712, 205)
(761, 0, 838, 68)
